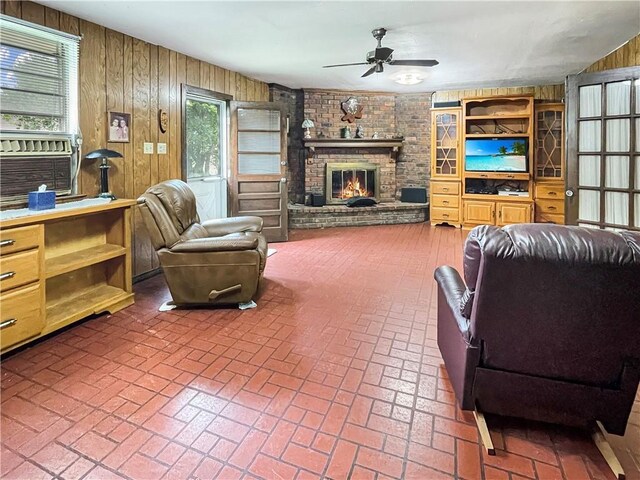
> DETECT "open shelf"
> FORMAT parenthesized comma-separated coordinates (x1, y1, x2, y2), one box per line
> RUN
(463, 193, 533, 202)
(466, 133, 530, 138)
(45, 244, 126, 279)
(465, 172, 530, 180)
(45, 283, 129, 328)
(465, 114, 531, 120)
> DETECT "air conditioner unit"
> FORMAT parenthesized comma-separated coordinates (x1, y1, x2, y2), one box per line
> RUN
(0, 133, 78, 206)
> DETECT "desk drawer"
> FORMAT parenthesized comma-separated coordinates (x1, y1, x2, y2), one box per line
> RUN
(431, 182, 460, 196)
(0, 249, 40, 292)
(432, 195, 460, 208)
(0, 225, 42, 256)
(536, 199, 565, 215)
(431, 207, 460, 222)
(536, 212, 565, 224)
(535, 184, 564, 200)
(0, 283, 44, 351)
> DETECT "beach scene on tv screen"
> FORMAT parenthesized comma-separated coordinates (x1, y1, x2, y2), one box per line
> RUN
(465, 139, 527, 172)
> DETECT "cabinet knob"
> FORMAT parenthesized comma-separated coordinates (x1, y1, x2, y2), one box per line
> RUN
(548, 206, 557, 211)
(442, 200, 449, 204)
(548, 191, 557, 196)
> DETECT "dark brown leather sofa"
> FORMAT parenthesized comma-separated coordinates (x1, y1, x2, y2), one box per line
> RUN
(435, 224, 640, 439)
(138, 180, 267, 305)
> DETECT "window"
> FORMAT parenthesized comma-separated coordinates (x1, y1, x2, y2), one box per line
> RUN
(184, 87, 228, 179)
(0, 15, 79, 134)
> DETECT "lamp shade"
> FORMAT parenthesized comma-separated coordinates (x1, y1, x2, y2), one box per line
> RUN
(301, 119, 315, 129)
(85, 149, 123, 159)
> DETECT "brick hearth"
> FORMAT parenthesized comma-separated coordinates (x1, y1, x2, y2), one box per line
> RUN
(289, 202, 429, 229)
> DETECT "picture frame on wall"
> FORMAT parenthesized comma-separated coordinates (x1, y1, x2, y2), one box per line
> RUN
(108, 111, 131, 143)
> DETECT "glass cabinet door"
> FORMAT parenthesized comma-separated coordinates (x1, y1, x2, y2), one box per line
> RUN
(432, 109, 460, 178)
(535, 105, 564, 179)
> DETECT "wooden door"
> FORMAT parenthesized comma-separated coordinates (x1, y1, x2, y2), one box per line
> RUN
(496, 202, 532, 226)
(431, 108, 461, 179)
(464, 200, 495, 225)
(230, 102, 288, 242)
(566, 66, 640, 231)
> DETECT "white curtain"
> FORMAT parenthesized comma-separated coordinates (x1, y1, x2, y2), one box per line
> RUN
(578, 81, 632, 227)
(606, 81, 630, 115)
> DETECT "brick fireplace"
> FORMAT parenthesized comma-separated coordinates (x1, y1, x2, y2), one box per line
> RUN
(281, 88, 433, 228)
(326, 162, 379, 204)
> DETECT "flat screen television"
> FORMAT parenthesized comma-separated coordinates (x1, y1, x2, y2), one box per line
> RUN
(465, 138, 528, 172)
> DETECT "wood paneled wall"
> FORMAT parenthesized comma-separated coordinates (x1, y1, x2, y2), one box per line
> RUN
(1, 1, 269, 276)
(585, 33, 640, 73)
(433, 84, 564, 103)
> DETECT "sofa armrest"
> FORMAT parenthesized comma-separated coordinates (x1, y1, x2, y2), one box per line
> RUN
(201, 216, 263, 237)
(434, 266, 471, 341)
(170, 236, 258, 253)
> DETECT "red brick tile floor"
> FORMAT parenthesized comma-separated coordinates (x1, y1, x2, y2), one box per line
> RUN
(1, 224, 639, 480)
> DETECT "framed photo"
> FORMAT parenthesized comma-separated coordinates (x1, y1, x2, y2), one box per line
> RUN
(108, 111, 131, 143)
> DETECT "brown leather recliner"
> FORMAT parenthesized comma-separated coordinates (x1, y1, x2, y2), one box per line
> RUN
(138, 179, 267, 305)
(435, 224, 640, 437)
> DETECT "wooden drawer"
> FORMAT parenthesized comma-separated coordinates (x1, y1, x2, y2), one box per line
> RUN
(0, 249, 40, 293)
(536, 212, 565, 224)
(535, 184, 564, 200)
(0, 283, 44, 351)
(431, 207, 460, 222)
(536, 199, 565, 215)
(431, 182, 460, 196)
(0, 225, 42, 256)
(432, 195, 460, 208)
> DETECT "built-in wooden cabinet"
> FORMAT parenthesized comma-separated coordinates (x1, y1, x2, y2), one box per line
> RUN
(430, 108, 462, 228)
(0, 200, 135, 354)
(497, 202, 533, 226)
(464, 201, 495, 226)
(430, 96, 565, 229)
(534, 103, 565, 224)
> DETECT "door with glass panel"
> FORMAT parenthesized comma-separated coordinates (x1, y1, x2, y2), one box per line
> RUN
(183, 85, 231, 222)
(566, 67, 640, 231)
(230, 102, 288, 242)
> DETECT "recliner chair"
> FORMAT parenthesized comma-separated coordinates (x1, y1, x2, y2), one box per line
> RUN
(435, 224, 640, 478)
(138, 179, 267, 305)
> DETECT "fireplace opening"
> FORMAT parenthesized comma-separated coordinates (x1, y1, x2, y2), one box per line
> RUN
(325, 163, 380, 204)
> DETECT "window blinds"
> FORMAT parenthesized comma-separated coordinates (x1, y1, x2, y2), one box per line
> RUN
(0, 15, 80, 134)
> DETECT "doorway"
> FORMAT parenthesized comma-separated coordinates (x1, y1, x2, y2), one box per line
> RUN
(182, 85, 232, 221)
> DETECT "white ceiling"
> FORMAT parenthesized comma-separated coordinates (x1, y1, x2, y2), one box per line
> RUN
(40, 1, 640, 93)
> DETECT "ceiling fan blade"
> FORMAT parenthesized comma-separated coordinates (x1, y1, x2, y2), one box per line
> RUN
(361, 65, 377, 77)
(374, 47, 394, 61)
(388, 59, 439, 67)
(323, 62, 369, 68)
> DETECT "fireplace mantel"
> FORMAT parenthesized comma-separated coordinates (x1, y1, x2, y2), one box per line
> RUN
(304, 138, 404, 157)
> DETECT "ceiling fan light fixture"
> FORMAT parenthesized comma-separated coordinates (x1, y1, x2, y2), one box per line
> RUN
(393, 72, 424, 85)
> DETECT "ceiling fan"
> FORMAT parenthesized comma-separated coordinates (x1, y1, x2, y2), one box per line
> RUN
(323, 28, 439, 78)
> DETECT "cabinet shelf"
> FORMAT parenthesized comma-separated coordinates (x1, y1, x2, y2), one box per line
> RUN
(466, 114, 530, 120)
(45, 284, 130, 329)
(465, 133, 529, 138)
(45, 244, 126, 279)
(463, 193, 533, 202)
(465, 172, 530, 181)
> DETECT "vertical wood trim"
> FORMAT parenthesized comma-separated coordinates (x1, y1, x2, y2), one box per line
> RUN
(186, 56, 199, 86)
(123, 35, 134, 201)
(169, 50, 179, 180)
(105, 29, 125, 198)
(44, 7, 59, 29)
(158, 46, 171, 182)
(20, 1, 44, 23)
(79, 20, 107, 196)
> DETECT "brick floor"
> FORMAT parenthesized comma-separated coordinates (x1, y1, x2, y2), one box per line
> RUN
(1, 224, 639, 480)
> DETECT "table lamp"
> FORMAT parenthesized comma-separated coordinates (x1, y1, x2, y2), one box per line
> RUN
(302, 119, 315, 139)
(84, 149, 123, 199)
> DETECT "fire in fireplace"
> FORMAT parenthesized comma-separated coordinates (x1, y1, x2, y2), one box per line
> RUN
(325, 162, 380, 204)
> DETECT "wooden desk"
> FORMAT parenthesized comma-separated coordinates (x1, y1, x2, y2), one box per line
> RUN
(0, 200, 135, 354)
